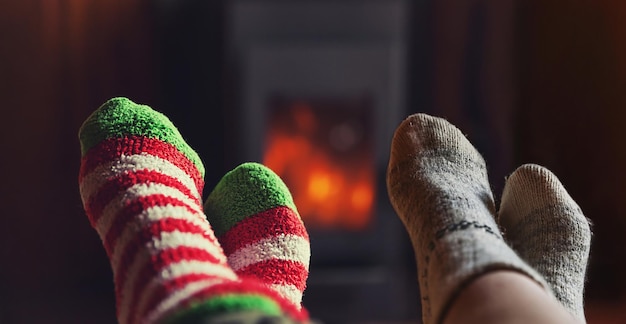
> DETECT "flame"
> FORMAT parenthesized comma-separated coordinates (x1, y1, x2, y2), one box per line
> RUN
(263, 102, 374, 230)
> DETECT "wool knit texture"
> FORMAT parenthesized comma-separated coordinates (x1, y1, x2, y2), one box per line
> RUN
(78, 97, 305, 324)
(386, 113, 552, 324)
(499, 164, 591, 323)
(204, 163, 310, 311)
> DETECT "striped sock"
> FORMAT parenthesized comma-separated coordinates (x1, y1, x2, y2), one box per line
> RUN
(204, 163, 311, 311)
(78, 98, 306, 324)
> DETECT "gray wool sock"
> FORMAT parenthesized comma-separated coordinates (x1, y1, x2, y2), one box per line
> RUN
(499, 164, 591, 323)
(386, 114, 552, 324)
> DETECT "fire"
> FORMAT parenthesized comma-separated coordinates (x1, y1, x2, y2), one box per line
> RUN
(263, 99, 374, 230)
(307, 170, 332, 202)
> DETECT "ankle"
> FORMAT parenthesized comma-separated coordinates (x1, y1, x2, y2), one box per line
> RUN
(444, 270, 575, 324)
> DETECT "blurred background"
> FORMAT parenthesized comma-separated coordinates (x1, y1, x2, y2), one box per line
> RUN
(1, 0, 625, 323)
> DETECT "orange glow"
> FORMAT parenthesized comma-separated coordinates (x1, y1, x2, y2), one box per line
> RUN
(308, 171, 332, 202)
(263, 97, 374, 230)
(351, 182, 374, 213)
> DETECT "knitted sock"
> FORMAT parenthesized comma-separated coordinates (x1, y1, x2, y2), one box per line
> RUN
(499, 164, 591, 323)
(78, 97, 306, 324)
(386, 113, 551, 324)
(204, 163, 310, 311)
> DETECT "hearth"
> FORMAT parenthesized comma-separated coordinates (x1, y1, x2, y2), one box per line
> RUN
(226, 1, 418, 322)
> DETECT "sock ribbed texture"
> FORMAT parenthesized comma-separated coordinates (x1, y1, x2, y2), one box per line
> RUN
(78, 97, 305, 324)
(499, 164, 591, 323)
(386, 113, 552, 324)
(204, 163, 310, 312)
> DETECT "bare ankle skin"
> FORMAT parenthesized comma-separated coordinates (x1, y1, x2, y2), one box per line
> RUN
(443, 270, 579, 324)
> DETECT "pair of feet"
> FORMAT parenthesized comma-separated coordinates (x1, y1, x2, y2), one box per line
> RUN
(387, 114, 591, 324)
(79, 98, 590, 324)
(79, 98, 310, 323)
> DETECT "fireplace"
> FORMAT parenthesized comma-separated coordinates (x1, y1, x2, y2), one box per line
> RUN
(226, 1, 417, 322)
(264, 95, 375, 231)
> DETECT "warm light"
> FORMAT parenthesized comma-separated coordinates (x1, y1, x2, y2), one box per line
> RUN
(264, 96, 374, 230)
(308, 171, 332, 202)
(351, 183, 374, 213)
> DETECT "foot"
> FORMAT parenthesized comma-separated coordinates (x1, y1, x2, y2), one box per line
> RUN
(499, 164, 591, 323)
(204, 162, 310, 310)
(78, 98, 306, 324)
(386, 113, 551, 324)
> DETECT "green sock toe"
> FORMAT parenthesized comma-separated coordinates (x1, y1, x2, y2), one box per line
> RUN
(78, 97, 204, 176)
(204, 162, 298, 236)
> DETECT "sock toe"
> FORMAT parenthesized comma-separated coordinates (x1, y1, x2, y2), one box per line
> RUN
(387, 113, 489, 225)
(388, 113, 484, 173)
(79, 97, 204, 177)
(499, 163, 588, 231)
(205, 162, 299, 237)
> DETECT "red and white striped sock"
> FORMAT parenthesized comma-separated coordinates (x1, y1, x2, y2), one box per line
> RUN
(78, 98, 306, 324)
(204, 163, 311, 310)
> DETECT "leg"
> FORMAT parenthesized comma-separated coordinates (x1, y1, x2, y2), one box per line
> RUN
(386, 113, 557, 324)
(445, 271, 574, 324)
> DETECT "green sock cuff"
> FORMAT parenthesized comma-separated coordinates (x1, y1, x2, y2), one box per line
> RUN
(205, 162, 298, 236)
(78, 97, 205, 177)
(162, 294, 283, 324)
